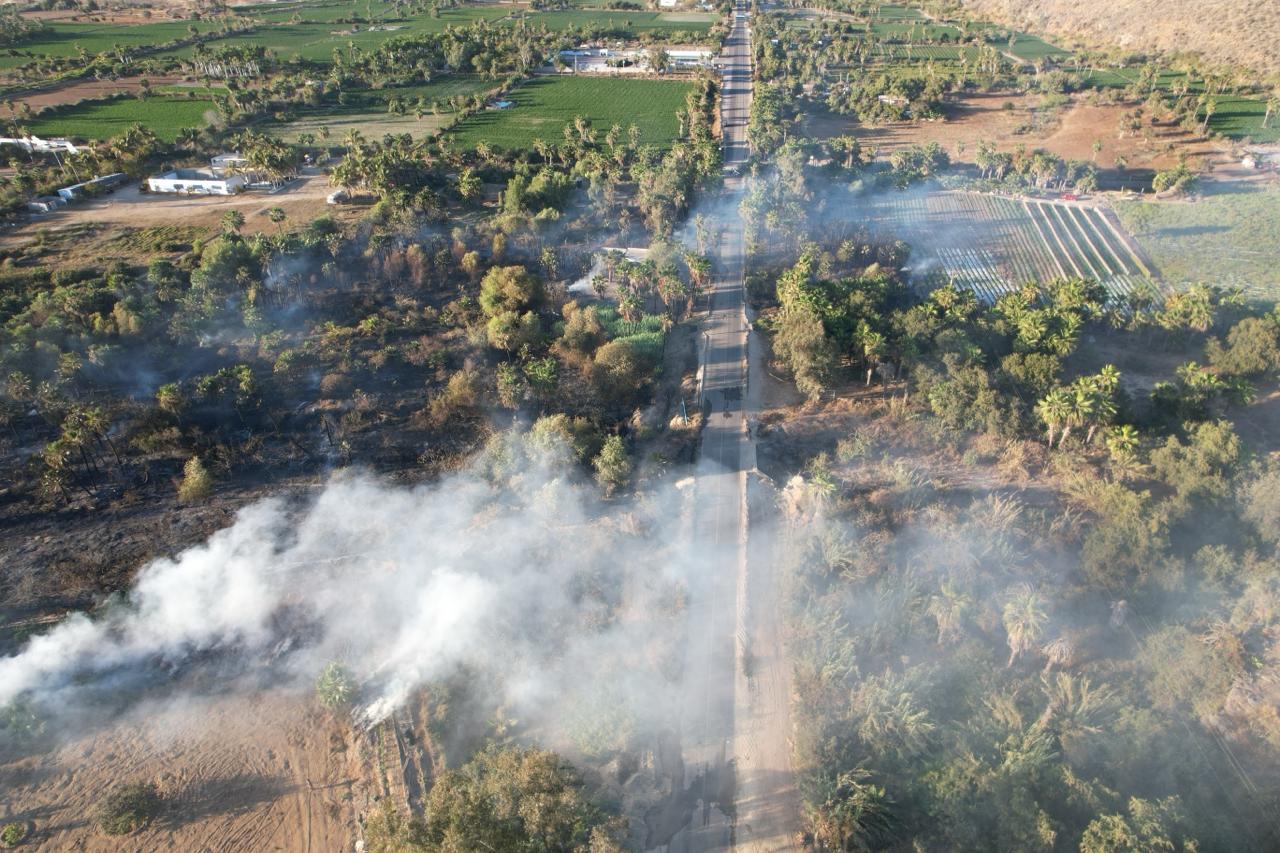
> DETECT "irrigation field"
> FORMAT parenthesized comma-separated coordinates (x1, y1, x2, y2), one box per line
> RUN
(448, 76, 693, 151)
(864, 191, 1159, 303)
(27, 96, 216, 142)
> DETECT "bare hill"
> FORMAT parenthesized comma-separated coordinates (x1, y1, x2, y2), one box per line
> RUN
(958, 0, 1280, 77)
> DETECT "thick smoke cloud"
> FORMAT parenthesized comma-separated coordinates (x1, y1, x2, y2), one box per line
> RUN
(0, 448, 694, 732)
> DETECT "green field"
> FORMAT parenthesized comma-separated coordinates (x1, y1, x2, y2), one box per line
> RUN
(240, 0, 408, 23)
(0, 19, 224, 68)
(870, 20, 963, 41)
(10, 5, 718, 72)
(260, 76, 497, 140)
(509, 10, 718, 35)
(1003, 33, 1071, 61)
(449, 75, 693, 151)
(1200, 97, 1280, 143)
(1114, 186, 1280, 299)
(158, 8, 510, 63)
(27, 96, 216, 142)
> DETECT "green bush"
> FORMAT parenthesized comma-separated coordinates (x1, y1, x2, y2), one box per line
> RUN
(0, 822, 27, 848)
(97, 782, 160, 835)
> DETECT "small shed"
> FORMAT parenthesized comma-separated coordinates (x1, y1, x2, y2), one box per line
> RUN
(56, 172, 126, 201)
(27, 196, 65, 213)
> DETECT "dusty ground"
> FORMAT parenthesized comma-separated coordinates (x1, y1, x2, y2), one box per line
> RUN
(13, 75, 191, 110)
(0, 691, 368, 852)
(959, 0, 1280, 78)
(0, 168, 362, 266)
(807, 91, 1226, 181)
(22, 7, 198, 24)
(265, 112, 454, 143)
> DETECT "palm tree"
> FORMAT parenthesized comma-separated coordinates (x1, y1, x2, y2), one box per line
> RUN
(1199, 95, 1217, 136)
(221, 209, 245, 235)
(1264, 94, 1280, 130)
(1081, 370, 1119, 446)
(1105, 424, 1142, 480)
(266, 206, 286, 233)
(176, 126, 202, 152)
(1035, 388, 1070, 448)
(927, 581, 971, 645)
(806, 768, 892, 852)
(1036, 672, 1113, 762)
(532, 137, 550, 166)
(1059, 383, 1095, 448)
(1003, 584, 1048, 667)
(1040, 636, 1075, 674)
(860, 327, 886, 387)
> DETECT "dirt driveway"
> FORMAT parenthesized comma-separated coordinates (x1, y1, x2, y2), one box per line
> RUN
(8, 167, 353, 242)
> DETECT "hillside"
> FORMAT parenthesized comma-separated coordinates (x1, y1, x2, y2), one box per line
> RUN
(959, 0, 1280, 77)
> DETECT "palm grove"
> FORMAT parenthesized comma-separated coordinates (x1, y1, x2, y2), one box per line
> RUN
(745, 141, 1280, 853)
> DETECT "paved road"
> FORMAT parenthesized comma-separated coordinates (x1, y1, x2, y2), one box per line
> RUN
(666, 5, 798, 851)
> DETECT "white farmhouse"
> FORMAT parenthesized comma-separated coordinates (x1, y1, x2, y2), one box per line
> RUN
(148, 167, 247, 195)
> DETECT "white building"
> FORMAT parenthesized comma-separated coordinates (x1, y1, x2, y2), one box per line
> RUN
(665, 47, 715, 68)
(148, 168, 247, 195)
(57, 172, 126, 201)
(210, 152, 249, 172)
(0, 135, 78, 154)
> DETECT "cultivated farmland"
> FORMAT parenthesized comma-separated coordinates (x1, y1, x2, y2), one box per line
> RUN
(1114, 185, 1280, 299)
(448, 76, 694, 151)
(510, 10, 719, 36)
(155, 8, 509, 64)
(0, 19, 224, 69)
(26, 96, 216, 142)
(259, 76, 497, 141)
(863, 190, 1159, 303)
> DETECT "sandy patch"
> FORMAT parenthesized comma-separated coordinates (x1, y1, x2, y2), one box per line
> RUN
(0, 691, 366, 852)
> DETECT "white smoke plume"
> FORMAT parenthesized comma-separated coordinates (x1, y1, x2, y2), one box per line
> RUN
(0, 445, 697, 731)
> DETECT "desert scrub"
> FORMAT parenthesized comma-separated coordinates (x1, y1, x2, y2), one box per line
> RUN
(97, 782, 160, 835)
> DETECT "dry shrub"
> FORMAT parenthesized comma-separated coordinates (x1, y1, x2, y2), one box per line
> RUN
(319, 371, 352, 398)
(998, 439, 1046, 483)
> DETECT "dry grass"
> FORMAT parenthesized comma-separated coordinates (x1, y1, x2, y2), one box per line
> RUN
(959, 0, 1280, 77)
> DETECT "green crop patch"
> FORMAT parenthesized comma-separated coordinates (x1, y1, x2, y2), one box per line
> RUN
(1115, 186, 1280, 298)
(507, 10, 717, 35)
(241, 0, 405, 23)
(1202, 97, 1280, 143)
(259, 76, 497, 141)
(0, 19, 224, 68)
(27, 97, 216, 142)
(1002, 33, 1071, 62)
(448, 76, 693, 152)
(157, 8, 509, 63)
